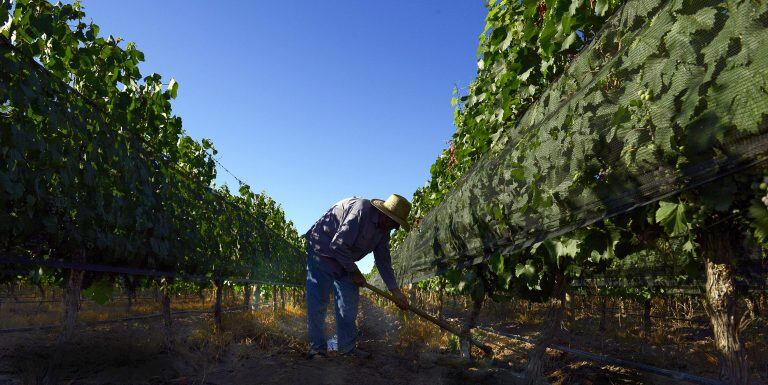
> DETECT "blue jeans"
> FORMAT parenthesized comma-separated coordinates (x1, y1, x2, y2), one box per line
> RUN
(306, 251, 360, 354)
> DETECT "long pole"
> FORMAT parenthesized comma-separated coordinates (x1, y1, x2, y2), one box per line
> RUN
(363, 283, 493, 357)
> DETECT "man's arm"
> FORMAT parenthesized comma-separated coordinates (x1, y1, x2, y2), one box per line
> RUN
(374, 238, 409, 310)
(373, 239, 398, 290)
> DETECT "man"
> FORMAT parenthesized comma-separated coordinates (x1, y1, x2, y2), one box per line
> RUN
(305, 194, 411, 359)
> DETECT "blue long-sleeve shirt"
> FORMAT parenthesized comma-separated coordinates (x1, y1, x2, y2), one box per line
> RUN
(305, 197, 399, 290)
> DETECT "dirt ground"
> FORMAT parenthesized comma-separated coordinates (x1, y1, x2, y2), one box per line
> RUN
(0, 297, 516, 385)
(0, 294, 765, 385)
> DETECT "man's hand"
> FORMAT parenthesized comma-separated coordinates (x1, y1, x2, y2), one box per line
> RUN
(390, 288, 409, 311)
(351, 270, 367, 287)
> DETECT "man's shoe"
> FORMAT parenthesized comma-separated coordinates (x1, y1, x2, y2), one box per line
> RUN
(307, 350, 328, 360)
(341, 348, 372, 359)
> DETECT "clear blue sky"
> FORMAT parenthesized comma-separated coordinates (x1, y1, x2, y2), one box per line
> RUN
(81, 1, 488, 273)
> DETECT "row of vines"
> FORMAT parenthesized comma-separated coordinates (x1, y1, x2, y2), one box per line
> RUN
(388, 0, 767, 384)
(0, 2, 306, 381)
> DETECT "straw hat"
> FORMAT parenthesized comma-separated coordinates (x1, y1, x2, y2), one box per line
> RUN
(371, 194, 411, 231)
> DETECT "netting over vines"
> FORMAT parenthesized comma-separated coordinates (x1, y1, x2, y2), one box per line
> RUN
(385, 0, 768, 286)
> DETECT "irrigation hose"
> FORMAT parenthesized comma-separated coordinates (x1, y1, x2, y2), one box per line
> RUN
(476, 326, 726, 385)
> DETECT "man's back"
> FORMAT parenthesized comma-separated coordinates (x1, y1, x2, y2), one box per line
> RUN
(306, 197, 387, 274)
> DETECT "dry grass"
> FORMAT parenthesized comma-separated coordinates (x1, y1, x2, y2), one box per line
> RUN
(0, 296, 252, 329)
(164, 303, 309, 382)
(3, 289, 766, 384)
(394, 313, 451, 352)
(359, 293, 454, 353)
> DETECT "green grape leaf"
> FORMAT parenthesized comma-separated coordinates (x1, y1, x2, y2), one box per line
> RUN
(490, 253, 505, 275)
(515, 261, 536, 278)
(84, 278, 113, 305)
(168, 77, 179, 99)
(655, 201, 689, 236)
(560, 32, 578, 52)
(748, 202, 768, 243)
(594, 0, 610, 16)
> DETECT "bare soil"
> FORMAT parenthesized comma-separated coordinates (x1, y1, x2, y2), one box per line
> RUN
(0, 293, 765, 385)
(0, 297, 512, 385)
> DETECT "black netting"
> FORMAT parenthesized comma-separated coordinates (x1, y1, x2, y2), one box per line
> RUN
(380, 0, 768, 286)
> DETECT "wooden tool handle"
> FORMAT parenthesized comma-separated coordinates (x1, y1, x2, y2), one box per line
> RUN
(363, 283, 494, 357)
